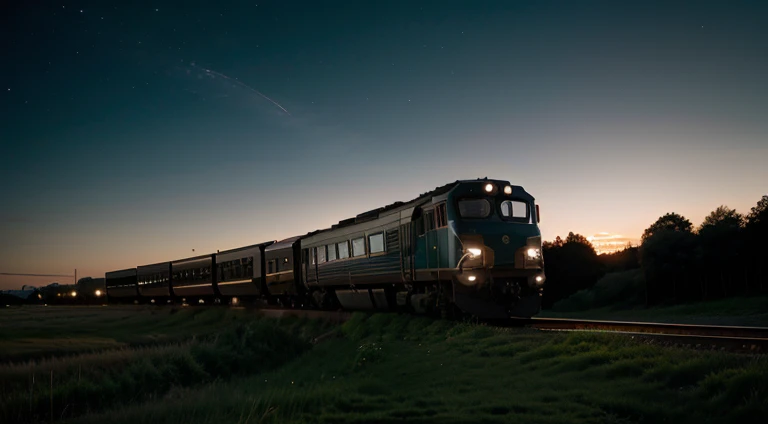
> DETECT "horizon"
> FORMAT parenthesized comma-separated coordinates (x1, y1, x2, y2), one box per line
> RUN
(1, 188, 761, 291)
(2, 1, 767, 290)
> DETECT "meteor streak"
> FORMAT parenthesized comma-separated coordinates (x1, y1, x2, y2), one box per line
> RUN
(192, 64, 291, 116)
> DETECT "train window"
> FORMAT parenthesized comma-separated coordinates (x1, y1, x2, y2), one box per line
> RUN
(327, 244, 337, 261)
(245, 257, 253, 277)
(337, 241, 349, 259)
(436, 203, 447, 227)
(268, 260, 274, 274)
(458, 199, 491, 218)
(369, 233, 385, 254)
(424, 210, 435, 232)
(500, 200, 528, 220)
(318, 246, 326, 263)
(311, 248, 316, 264)
(352, 237, 365, 257)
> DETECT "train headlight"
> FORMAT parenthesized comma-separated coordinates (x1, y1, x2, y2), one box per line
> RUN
(70, 291, 77, 297)
(94, 290, 102, 297)
(484, 183, 494, 193)
(468, 275, 477, 282)
(467, 247, 482, 258)
(535, 276, 543, 283)
(526, 248, 540, 259)
(504, 185, 512, 195)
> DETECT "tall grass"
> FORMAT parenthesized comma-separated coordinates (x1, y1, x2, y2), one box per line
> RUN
(0, 317, 322, 423)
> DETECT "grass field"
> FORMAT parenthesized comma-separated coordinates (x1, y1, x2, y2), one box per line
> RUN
(1, 306, 766, 423)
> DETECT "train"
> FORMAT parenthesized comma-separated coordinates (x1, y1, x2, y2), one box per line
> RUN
(101, 179, 545, 319)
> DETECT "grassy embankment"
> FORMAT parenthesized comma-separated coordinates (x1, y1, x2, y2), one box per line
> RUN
(1, 306, 767, 423)
(542, 269, 768, 326)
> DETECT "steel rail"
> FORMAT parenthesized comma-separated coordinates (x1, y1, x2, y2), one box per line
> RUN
(526, 317, 768, 339)
(498, 317, 768, 352)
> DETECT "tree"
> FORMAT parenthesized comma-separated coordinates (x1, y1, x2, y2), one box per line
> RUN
(699, 206, 743, 231)
(565, 232, 593, 250)
(744, 195, 768, 294)
(640, 213, 696, 305)
(641, 213, 693, 242)
(542, 232, 604, 309)
(698, 206, 744, 298)
(746, 195, 768, 227)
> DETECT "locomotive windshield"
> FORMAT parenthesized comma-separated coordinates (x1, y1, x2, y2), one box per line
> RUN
(458, 198, 531, 222)
(500, 200, 528, 219)
(458, 199, 492, 218)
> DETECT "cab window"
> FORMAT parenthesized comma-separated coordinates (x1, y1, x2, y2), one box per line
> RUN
(458, 199, 491, 218)
(500, 200, 528, 220)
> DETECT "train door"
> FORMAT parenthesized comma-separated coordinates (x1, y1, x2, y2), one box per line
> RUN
(424, 208, 438, 272)
(399, 223, 414, 282)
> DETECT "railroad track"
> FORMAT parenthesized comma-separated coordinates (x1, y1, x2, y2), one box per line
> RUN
(516, 317, 768, 352)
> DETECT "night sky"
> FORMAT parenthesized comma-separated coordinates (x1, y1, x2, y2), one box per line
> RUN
(2, 1, 767, 289)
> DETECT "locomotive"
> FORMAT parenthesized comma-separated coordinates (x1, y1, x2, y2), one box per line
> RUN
(105, 179, 545, 319)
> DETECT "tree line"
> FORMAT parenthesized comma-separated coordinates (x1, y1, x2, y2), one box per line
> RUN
(541, 195, 768, 308)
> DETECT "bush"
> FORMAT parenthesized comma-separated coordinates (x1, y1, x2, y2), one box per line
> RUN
(551, 269, 645, 312)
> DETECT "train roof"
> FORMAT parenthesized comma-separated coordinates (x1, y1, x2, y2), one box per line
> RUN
(326, 178, 530, 231)
(170, 252, 215, 264)
(265, 236, 301, 252)
(105, 268, 137, 277)
(215, 241, 274, 255)
(327, 180, 459, 231)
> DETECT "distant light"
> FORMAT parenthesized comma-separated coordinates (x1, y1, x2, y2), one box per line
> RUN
(504, 186, 512, 195)
(94, 290, 102, 297)
(484, 183, 494, 193)
(70, 291, 77, 297)
(468, 275, 477, 282)
(198, 299, 205, 304)
(232, 297, 239, 305)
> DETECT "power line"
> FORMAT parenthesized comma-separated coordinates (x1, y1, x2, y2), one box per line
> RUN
(0, 272, 75, 278)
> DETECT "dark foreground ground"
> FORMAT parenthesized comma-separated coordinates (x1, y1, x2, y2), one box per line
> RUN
(0, 306, 766, 423)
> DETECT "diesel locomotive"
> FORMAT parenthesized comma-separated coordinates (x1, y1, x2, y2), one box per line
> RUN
(105, 179, 545, 319)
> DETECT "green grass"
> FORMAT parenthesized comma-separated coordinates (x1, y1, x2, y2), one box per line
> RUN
(0, 306, 334, 423)
(2, 308, 767, 423)
(545, 270, 768, 326)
